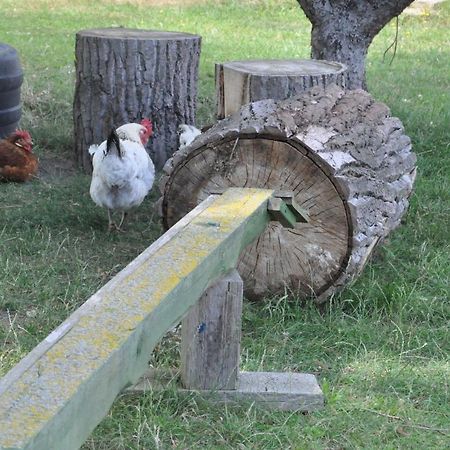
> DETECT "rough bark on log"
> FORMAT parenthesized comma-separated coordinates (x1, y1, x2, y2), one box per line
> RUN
(216, 59, 346, 119)
(159, 86, 416, 303)
(73, 28, 201, 172)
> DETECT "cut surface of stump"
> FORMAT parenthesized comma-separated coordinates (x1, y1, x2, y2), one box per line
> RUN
(216, 59, 347, 119)
(73, 28, 201, 172)
(163, 138, 349, 298)
(160, 86, 417, 302)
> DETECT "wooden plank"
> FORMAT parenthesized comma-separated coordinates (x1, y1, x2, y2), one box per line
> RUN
(130, 369, 324, 412)
(224, 371, 324, 411)
(0, 188, 274, 450)
(180, 269, 243, 390)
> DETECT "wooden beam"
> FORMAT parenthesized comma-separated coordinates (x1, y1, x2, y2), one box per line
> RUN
(268, 197, 299, 228)
(0, 188, 274, 450)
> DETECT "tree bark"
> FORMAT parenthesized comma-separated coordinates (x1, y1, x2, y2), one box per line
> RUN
(73, 28, 201, 172)
(216, 59, 346, 119)
(158, 86, 417, 303)
(296, 0, 415, 89)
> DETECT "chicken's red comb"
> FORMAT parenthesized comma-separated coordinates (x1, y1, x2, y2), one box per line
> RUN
(140, 118, 153, 136)
(14, 129, 32, 141)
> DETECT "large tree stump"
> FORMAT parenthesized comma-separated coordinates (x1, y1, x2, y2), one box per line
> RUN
(216, 59, 346, 119)
(159, 86, 417, 302)
(73, 28, 201, 172)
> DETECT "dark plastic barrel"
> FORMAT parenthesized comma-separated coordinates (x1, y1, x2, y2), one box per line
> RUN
(0, 43, 23, 138)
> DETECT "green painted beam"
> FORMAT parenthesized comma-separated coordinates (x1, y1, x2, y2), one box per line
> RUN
(271, 192, 309, 225)
(0, 188, 274, 450)
(268, 197, 298, 228)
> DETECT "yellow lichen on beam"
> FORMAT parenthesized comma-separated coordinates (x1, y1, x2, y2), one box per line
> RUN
(0, 188, 273, 450)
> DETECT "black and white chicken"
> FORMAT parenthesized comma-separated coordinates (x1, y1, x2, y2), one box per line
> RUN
(89, 119, 154, 231)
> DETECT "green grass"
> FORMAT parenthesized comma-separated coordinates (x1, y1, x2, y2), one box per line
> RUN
(1, 0, 449, 448)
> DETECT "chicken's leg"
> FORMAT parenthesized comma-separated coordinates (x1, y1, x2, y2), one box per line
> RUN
(107, 209, 116, 232)
(117, 211, 128, 231)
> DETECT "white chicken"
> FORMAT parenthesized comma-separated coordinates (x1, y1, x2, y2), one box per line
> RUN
(89, 119, 155, 231)
(178, 124, 201, 151)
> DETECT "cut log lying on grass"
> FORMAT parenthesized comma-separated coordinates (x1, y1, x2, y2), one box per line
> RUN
(159, 86, 417, 303)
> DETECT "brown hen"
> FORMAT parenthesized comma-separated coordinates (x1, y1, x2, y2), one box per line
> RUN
(0, 130, 38, 182)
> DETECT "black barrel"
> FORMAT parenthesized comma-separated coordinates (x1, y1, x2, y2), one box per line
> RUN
(0, 43, 23, 138)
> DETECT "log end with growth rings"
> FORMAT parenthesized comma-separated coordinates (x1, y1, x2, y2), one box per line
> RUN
(158, 86, 417, 303)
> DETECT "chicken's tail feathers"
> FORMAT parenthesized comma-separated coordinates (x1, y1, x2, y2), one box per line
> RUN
(106, 129, 123, 158)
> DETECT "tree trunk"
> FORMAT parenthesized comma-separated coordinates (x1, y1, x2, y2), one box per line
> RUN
(73, 28, 201, 172)
(296, 0, 415, 90)
(216, 59, 346, 119)
(158, 86, 416, 303)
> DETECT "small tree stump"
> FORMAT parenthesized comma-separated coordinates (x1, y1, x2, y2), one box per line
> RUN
(216, 59, 347, 119)
(73, 28, 201, 172)
(180, 270, 243, 390)
(159, 86, 417, 302)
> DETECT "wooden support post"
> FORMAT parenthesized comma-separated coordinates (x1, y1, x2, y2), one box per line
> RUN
(132, 265, 324, 412)
(181, 269, 243, 390)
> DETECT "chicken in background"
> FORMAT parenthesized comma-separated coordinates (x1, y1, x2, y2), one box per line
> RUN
(89, 119, 155, 231)
(178, 124, 201, 151)
(0, 130, 38, 182)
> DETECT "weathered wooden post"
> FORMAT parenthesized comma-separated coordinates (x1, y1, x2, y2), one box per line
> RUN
(181, 269, 243, 390)
(176, 267, 324, 410)
(216, 59, 347, 119)
(73, 28, 201, 172)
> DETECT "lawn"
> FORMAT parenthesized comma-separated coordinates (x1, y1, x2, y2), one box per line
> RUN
(0, 0, 449, 448)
